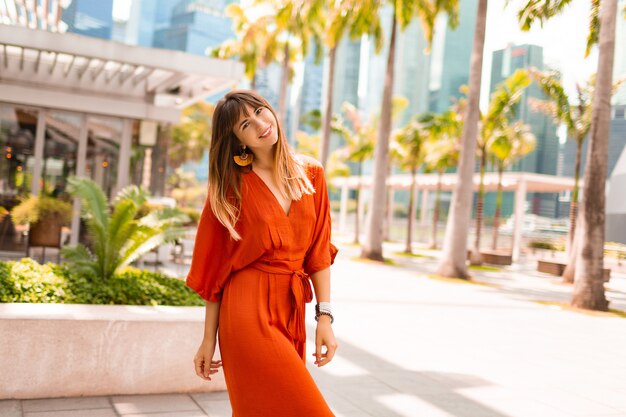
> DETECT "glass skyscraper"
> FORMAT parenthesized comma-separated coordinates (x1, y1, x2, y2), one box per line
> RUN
(62, 0, 113, 39)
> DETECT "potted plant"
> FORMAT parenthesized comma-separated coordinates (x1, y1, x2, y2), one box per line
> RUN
(10, 195, 72, 249)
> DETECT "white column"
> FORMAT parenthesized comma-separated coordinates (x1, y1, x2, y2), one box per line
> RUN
(358, 187, 367, 235)
(420, 189, 429, 226)
(512, 180, 527, 263)
(31, 109, 46, 196)
(70, 114, 88, 246)
(339, 180, 349, 234)
(141, 148, 153, 190)
(94, 153, 105, 188)
(115, 118, 133, 195)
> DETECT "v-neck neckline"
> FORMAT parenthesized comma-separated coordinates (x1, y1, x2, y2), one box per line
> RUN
(249, 169, 293, 218)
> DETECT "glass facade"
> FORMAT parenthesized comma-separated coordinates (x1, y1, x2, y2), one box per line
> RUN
(0, 105, 132, 251)
(62, 0, 114, 39)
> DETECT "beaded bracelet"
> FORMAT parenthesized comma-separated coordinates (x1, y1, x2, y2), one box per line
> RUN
(315, 311, 334, 324)
(315, 303, 334, 324)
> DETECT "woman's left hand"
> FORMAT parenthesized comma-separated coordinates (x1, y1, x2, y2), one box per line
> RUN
(313, 316, 338, 367)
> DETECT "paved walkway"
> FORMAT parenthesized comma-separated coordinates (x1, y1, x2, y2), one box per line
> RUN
(2, 236, 626, 417)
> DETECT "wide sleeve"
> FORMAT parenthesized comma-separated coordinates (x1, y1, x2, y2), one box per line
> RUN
(186, 197, 236, 302)
(303, 163, 338, 275)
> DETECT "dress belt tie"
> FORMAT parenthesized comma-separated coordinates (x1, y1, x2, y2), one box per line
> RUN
(249, 260, 313, 346)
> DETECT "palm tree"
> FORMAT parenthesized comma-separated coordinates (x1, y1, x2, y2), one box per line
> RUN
(62, 177, 189, 282)
(515, 0, 616, 310)
(391, 119, 425, 254)
(529, 70, 624, 283)
(436, 0, 487, 279)
(211, 3, 279, 90)
(332, 102, 376, 244)
(272, 0, 325, 125)
(422, 115, 461, 250)
(571, 0, 617, 311)
(319, 0, 384, 168)
(362, 0, 459, 261)
(470, 69, 531, 265)
(489, 121, 537, 250)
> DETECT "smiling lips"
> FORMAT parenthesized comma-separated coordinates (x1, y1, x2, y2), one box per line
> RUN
(259, 125, 272, 139)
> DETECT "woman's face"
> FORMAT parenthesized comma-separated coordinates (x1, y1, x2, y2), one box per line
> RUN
(232, 104, 279, 151)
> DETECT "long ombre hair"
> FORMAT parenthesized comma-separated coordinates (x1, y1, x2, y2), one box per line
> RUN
(208, 89, 314, 240)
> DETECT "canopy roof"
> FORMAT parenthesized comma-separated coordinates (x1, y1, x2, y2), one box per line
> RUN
(0, 25, 243, 123)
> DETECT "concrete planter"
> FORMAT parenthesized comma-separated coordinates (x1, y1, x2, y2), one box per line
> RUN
(0, 303, 226, 399)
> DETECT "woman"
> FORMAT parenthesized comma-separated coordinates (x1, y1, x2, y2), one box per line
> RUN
(186, 89, 338, 416)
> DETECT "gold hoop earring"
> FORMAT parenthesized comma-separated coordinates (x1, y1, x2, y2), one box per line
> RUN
(234, 145, 254, 167)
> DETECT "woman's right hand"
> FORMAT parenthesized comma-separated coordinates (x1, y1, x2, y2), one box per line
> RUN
(193, 338, 222, 381)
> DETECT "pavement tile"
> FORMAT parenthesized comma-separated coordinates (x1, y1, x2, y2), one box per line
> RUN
(23, 409, 117, 417)
(22, 397, 112, 412)
(123, 412, 208, 417)
(194, 399, 231, 417)
(189, 392, 230, 402)
(112, 394, 200, 415)
(534, 391, 624, 416)
(0, 400, 22, 417)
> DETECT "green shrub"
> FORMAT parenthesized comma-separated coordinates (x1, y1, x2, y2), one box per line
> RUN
(528, 240, 565, 251)
(0, 259, 203, 306)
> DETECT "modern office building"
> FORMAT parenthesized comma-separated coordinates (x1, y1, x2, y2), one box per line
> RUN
(62, 0, 113, 40)
(153, 0, 234, 56)
(487, 44, 561, 218)
(428, 0, 477, 113)
(560, 104, 626, 190)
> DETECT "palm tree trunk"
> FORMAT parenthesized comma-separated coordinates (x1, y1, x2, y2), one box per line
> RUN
(320, 46, 337, 168)
(405, 164, 417, 254)
(571, 0, 616, 311)
(568, 137, 583, 247)
(470, 148, 487, 265)
(430, 172, 443, 249)
(436, 0, 487, 279)
(150, 124, 170, 197)
(361, 12, 398, 261)
(278, 42, 290, 127)
(251, 73, 257, 91)
(354, 160, 363, 244)
(562, 206, 582, 283)
(492, 163, 504, 250)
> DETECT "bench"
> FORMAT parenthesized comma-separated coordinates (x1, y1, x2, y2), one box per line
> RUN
(537, 260, 611, 282)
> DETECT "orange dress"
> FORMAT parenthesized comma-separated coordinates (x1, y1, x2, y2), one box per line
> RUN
(186, 156, 337, 417)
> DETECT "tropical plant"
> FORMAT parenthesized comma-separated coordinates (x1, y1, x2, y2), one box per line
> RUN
(391, 119, 426, 254)
(211, 3, 280, 89)
(362, 0, 459, 261)
(470, 69, 531, 265)
(10, 195, 72, 226)
(436, 0, 487, 279)
(272, 0, 325, 124)
(319, 0, 384, 168)
(62, 177, 189, 282)
(421, 110, 462, 250)
(489, 121, 536, 250)
(332, 102, 376, 244)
